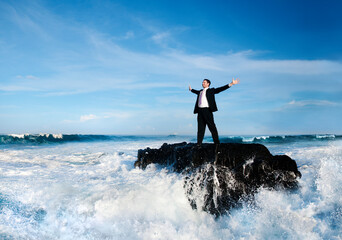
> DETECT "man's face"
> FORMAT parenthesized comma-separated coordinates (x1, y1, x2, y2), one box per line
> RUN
(202, 80, 209, 88)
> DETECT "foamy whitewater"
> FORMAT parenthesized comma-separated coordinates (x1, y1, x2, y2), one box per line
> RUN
(0, 134, 341, 239)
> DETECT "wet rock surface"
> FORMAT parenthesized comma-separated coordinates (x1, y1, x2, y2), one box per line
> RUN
(135, 142, 301, 216)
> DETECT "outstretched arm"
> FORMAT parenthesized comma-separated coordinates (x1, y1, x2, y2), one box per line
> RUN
(189, 85, 200, 94)
(214, 77, 240, 94)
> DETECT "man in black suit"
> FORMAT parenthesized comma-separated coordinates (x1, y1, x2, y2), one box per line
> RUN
(189, 78, 240, 145)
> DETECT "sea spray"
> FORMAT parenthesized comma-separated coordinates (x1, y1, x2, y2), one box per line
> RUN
(0, 135, 341, 239)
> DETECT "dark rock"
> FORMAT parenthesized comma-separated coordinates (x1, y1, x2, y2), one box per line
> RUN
(135, 142, 301, 216)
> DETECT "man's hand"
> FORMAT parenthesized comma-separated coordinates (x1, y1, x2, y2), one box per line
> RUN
(189, 85, 192, 91)
(229, 78, 240, 87)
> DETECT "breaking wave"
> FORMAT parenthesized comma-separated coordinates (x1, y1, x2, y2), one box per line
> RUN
(0, 134, 152, 145)
(220, 134, 341, 144)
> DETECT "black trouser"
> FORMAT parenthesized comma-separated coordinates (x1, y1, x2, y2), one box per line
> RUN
(197, 108, 220, 144)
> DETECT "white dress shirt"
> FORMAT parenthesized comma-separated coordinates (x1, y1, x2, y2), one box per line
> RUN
(198, 87, 209, 108)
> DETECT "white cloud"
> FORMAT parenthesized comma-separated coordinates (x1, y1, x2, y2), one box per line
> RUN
(151, 31, 170, 45)
(16, 75, 39, 80)
(287, 100, 338, 107)
(3, 1, 52, 40)
(0, 85, 40, 91)
(2, 41, 341, 97)
(245, 59, 342, 75)
(80, 114, 97, 122)
(1, 0, 342, 99)
(271, 99, 339, 112)
(123, 31, 134, 39)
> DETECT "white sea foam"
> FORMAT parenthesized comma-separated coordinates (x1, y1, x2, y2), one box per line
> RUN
(316, 134, 335, 139)
(0, 137, 341, 239)
(8, 133, 27, 138)
(241, 136, 255, 142)
(7, 133, 63, 138)
(241, 135, 285, 142)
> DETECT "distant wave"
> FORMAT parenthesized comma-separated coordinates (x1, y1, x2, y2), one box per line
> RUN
(1, 133, 341, 146)
(220, 134, 341, 144)
(0, 134, 151, 145)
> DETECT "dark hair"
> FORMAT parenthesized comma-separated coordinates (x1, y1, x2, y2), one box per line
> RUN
(203, 79, 211, 86)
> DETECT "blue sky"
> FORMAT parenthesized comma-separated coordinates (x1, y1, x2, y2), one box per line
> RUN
(1, 0, 342, 135)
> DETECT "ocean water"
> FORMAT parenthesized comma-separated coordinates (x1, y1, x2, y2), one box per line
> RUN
(0, 134, 341, 240)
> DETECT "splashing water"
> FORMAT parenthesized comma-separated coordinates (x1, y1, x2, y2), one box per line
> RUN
(0, 135, 341, 239)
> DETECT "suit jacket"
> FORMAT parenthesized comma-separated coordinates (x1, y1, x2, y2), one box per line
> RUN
(191, 84, 230, 114)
